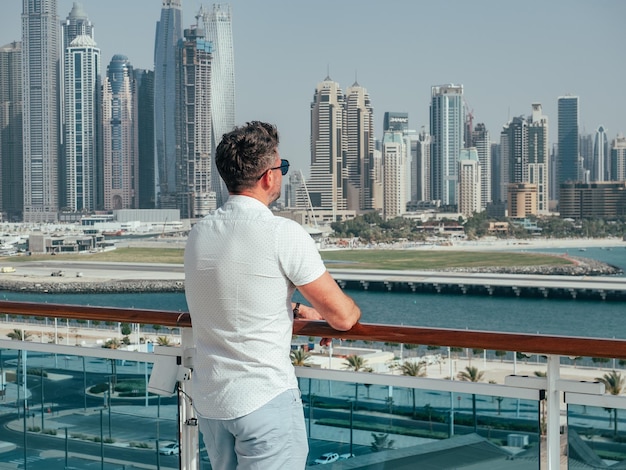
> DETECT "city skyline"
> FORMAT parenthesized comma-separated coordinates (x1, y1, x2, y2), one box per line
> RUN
(1, 0, 625, 179)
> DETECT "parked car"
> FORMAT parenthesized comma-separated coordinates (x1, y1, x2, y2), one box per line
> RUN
(339, 453, 355, 460)
(314, 452, 339, 465)
(159, 442, 179, 455)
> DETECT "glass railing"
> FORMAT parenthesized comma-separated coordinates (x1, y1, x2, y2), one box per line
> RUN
(1, 300, 626, 469)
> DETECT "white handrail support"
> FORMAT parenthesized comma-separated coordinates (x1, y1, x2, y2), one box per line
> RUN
(547, 355, 560, 470)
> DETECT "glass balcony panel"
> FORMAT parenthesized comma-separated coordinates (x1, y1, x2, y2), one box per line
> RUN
(0, 347, 180, 469)
(298, 370, 541, 468)
(567, 392, 626, 468)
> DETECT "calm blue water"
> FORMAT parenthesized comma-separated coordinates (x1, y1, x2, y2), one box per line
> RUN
(1, 245, 625, 339)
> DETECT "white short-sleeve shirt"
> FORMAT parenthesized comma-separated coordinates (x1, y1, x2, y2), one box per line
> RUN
(184, 195, 326, 419)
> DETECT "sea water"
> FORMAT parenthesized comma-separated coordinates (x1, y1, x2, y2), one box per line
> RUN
(1, 245, 625, 339)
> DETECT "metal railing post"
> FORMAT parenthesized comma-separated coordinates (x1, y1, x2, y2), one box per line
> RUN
(546, 355, 561, 469)
(179, 327, 198, 470)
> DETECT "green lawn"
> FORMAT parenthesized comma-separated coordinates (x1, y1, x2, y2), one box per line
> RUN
(4, 247, 573, 270)
(320, 249, 572, 270)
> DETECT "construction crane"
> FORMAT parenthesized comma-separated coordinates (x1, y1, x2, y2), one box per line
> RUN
(298, 170, 319, 230)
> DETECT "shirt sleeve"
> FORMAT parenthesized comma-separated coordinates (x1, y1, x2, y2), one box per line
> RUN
(275, 218, 327, 287)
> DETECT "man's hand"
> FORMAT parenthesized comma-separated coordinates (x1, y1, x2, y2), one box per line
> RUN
(292, 303, 332, 347)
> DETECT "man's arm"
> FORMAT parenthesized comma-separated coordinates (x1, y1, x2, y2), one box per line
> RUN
(296, 271, 361, 331)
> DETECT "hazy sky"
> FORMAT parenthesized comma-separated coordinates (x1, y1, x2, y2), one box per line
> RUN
(2, 0, 625, 175)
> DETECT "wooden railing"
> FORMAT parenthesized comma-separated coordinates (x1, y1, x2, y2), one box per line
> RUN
(1, 300, 625, 359)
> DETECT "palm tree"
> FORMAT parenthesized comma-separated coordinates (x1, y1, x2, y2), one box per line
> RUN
(400, 360, 426, 417)
(156, 336, 171, 346)
(597, 370, 625, 437)
(457, 366, 484, 382)
(343, 355, 368, 410)
(7, 329, 30, 341)
(290, 349, 312, 367)
(457, 366, 484, 432)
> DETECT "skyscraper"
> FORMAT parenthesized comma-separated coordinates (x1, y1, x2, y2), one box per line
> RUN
(176, 26, 214, 219)
(593, 126, 608, 182)
(198, 3, 235, 208)
(382, 130, 406, 219)
(135, 69, 155, 208)
(528, 104, 549, 214)
(611, 134, 626, 182)
(500, 104, 549, 214)
(470, 123, 491, 210)
(430, 84, 464, 207)
(307, 76, 346, 211)
(557, 95, 580, 199)
(411, 128, 431, 203)
(102, 55, 138, 210)
(63, 34, 100, 211)
(22, 0, 60, 222)
(0, 41, 23, 220)
(458, 148, 481, 218)
(344, 82, 375, 211)
(154, 0, 183, 209)
(59, 2, 97, 211)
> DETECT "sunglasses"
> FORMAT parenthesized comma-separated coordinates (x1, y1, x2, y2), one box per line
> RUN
(257, 159, 290, 179)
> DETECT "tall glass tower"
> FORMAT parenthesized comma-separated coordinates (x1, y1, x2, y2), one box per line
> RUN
(557, 95, 580, 199)
(154, 0, 183, 209)
(198, 4, 235, 208)
(430, 84, 464, 207)
(344, 82, 375, 211)
(22, 0, 60, 222)
(0, 41, 23, 220)
(307, 76, 346, 211)
(176, 26, 214, 219)
(103, 55, 138, 210)
(593, 125, 608, 182)
(63, 34, 100, 211)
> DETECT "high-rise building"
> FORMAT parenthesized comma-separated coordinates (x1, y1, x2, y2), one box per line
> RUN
(593, 126, 609, 182)
(430, 84, 464, 207)
(527, 104, 549, 214)
(198, 4, 234, 208)
(470, 123, 491, 210)
(0, 41, 23, 220)
(102, 55, 138, 210)
(579, 132, 593, 179)
(154, 0, 183, 209)
(59, 2, 97, 212)
(457, 148, 481, 218)
(176, 26, 214, 219)
(135, 69, 155, 208)
(411, 128, 431, 203)
(384, 112, 413, 209)
(500, 104, 549, 214)
(557, 95, 580, 199)
(345, 82, 375, 211)
(611, 134, 626, 182)
(22, 0, 60, 222)
(382, 131, 406, 219)
(307, 76, 346, 212)
(63, 34, 100, 212)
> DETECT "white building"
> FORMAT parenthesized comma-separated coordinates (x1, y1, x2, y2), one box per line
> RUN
(430, 84, 464, 206)
(458, 148, 482, 218)
(382, 131, 407, 219)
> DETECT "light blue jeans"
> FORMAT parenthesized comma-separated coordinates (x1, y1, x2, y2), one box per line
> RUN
(198, 389, 309, 470)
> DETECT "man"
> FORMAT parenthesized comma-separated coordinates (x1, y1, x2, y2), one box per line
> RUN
(184, 121, 361, 470)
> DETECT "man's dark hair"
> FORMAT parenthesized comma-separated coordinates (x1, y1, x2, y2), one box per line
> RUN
(216, 121, 279, 193)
